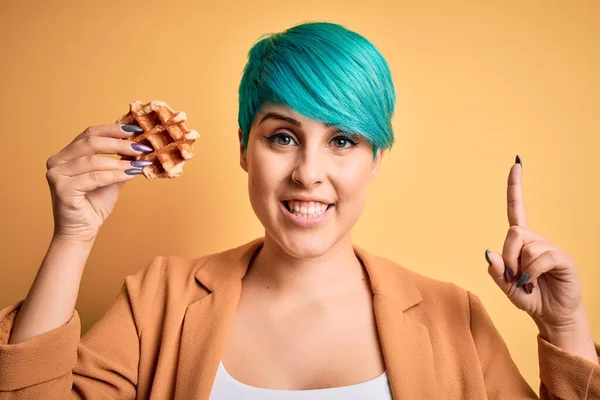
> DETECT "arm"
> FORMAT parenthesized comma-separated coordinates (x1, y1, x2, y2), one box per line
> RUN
(8, 236, 93, 345)
(0, 248, 163, 399)
(469, 291, 600, 399)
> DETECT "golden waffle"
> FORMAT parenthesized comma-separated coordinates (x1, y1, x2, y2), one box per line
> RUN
(115, 100, 199, 179)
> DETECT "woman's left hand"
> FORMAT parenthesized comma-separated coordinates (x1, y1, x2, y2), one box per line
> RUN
(484, 156, 590, 341)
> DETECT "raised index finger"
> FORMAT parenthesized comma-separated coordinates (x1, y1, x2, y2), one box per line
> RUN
(507, 156, 528, 227)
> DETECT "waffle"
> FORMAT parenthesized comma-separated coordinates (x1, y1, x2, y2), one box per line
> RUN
(115, 100, 199, 179)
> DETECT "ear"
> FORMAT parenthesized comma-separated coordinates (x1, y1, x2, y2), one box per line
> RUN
(369, 149, 384, 182)
(239, 128, 248, 172)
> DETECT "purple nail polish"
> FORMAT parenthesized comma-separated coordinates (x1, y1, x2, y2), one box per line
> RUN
(130, 160, 153, 168)
(524, 283, 534, 294)
(504, 267, 514, 282)
(132, 143, 153, 152)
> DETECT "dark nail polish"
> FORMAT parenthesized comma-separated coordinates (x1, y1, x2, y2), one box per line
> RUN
(484, 249, 491, 264)
(515, 155, 522, 166)
(516, 272, 529, 288)
(524, 283, 534, 294)
(130, 160, 153, 168)
(504, 267, 514, 282)
(124, 168, 144, 175)
(131, 143, 153, 152)
(122, 124, 143, 133)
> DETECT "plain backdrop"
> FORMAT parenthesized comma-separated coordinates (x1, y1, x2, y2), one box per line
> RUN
(1, 0, 598, 390)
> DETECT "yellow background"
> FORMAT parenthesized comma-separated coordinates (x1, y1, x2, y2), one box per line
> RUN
(1, 0, 598, 390)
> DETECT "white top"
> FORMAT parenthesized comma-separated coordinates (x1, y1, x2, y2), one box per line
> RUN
(209, 361, 393, 399)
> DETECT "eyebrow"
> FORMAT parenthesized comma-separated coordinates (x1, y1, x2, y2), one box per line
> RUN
(258, 112, 338, 130)
(259, 112, 302, 126)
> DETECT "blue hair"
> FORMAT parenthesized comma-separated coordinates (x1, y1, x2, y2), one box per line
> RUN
(238, 21, 396, 157)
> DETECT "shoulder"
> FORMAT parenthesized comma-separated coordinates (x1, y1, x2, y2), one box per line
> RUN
(371, 252, 480, 328)
(122, 238, 263, 309)
(406, 266, 472, 310)
(124, 254, 202, 291)
(121, 250, 222, 319)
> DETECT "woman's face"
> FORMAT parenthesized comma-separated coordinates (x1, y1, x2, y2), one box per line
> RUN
(239, 104, 383, 259)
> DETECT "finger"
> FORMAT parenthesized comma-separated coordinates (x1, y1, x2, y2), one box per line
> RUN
(516, 248, 567, 288)
(485, 249, 514, 294)
(501, 225, 544, 280)
(486, 249, 535, 296)
(70, 124, 143, 144)
(507, 156, 528, 227)
(66, 169, 143, 193)
(50, 136, 152, 166)
(517, 240, 548, 289)
(50, 155, 153, 178)
(502, 225, 526, 279)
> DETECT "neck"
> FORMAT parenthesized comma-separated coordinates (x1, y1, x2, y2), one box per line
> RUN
(244, 232, 366, 301)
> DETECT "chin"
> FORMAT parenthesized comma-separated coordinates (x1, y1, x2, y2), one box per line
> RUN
(270, 229, 341, 260)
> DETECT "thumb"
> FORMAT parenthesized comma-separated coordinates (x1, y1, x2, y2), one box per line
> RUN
(485, 249, 514, 295)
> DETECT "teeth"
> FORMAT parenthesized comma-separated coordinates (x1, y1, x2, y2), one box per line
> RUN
(287, 200, 329, 217)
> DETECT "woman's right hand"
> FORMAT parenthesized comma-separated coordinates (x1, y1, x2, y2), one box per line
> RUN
(45, 124, 153, 244)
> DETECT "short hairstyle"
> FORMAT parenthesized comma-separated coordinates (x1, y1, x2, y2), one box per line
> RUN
(238, 21, 396, 157)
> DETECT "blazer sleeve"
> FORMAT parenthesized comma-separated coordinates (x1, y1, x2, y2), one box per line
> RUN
(0, 256, 164, 400)
(468, 291, 600, 400)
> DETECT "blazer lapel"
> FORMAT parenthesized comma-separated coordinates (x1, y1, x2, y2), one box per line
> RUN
(355, 246, 440, 399)
(174, 239, 263, 400)
(175, 238, 438, 399)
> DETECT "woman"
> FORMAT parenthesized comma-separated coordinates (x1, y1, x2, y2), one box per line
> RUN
(0, 21, 598, 400)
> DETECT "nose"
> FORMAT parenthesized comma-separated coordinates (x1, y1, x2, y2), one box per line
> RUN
(291, 147, 326, 188)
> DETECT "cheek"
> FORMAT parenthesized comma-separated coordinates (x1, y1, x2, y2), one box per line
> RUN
(334, 161, 373, 203)
(248, 154, 286, 207)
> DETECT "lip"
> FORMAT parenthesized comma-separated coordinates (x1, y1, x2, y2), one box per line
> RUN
(280, 201, 333, 229)
(281, 195, 334, 204)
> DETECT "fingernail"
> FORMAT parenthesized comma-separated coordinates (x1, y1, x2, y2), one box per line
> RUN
(516, 272, 529, 288)
(122, 124, 144, 133)
(515, 154, 522, 166)
(484, 249, 491, 264)
(504, 267, 514, 282)
(524, 283, 534, 294)
(124, 168, 144, 175)
(130, 160, 153, 168)
(131, 143, 153, 152)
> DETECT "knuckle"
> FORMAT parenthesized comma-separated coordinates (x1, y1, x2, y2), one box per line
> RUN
(83, 135, 96, 147)
(85, 154, 97, 165)
(546, 249, 560, 265)
(45, 156, 56, 170)
(82, 126, 94, 137)
(507, 225, 521, 237)
(89, 170, 100, 182)
(45, 169, 58, 184)
(521, 242, 535, 258)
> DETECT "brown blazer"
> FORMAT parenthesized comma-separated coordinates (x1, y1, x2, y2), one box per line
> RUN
(1, 237, 599, 399)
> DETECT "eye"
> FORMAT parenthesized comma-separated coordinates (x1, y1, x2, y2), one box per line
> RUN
(268, 133, 297, 146)
(331, 135, 358, 149)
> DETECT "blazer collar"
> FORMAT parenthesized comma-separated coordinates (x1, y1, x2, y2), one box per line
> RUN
(194, 237, 422, 312)
(188, 237, 439, 399)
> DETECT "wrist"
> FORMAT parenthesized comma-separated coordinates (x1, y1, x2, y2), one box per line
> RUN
(535, 308, 589, 339)
(536, 310, 599, 366)
(51, 232, 97, 249)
